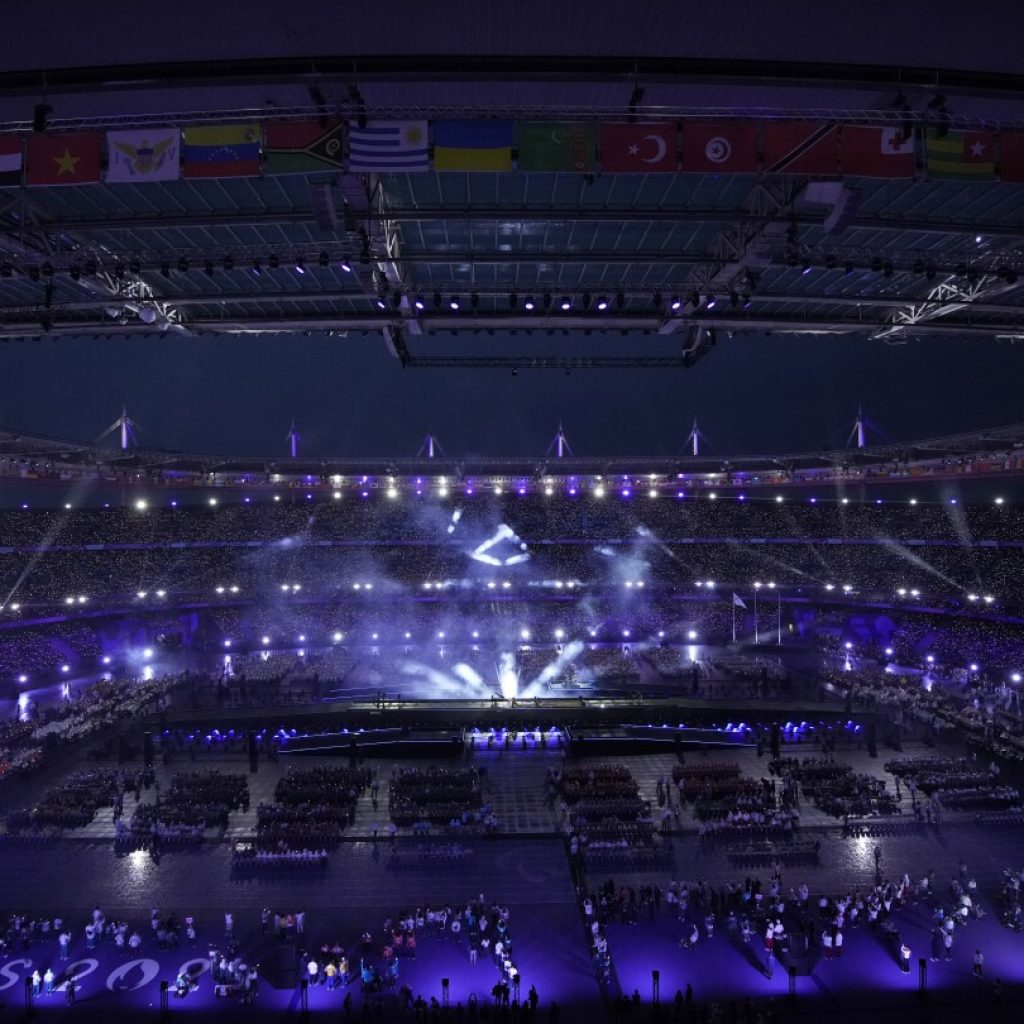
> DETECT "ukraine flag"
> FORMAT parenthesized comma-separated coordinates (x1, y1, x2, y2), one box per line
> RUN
(433, 120, 514, 172)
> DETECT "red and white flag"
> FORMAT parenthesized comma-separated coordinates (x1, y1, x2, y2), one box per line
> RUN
(600, 123, 677, 172)
(763, 122, 840, 175)
(841, 126, 916, 178)
(680, 122, 758, 173)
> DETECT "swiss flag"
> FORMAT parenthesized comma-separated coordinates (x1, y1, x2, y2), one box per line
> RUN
(600, 123, 677, 172)
(26, 132, 102, 186)
(841, 126, 916, 178)
(1000, 132, 1024, 183)
(763, 122, 840, 175)
(680, 122, 757, 173)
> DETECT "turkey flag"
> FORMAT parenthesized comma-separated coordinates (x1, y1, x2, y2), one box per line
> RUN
(680, 122, 758, 173)
(600, 123, 677, 172)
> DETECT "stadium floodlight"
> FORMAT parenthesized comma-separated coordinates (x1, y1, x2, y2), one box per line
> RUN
(208, 497, 218, 506)
(502, 582, 511, 590)
(705, 580, 715, 589)
(825, 584, 834, 591)
(1014, 673, 1022, 684)
(102, 656, 111, 665)
(753, 582, 762, 590)
(970, 663, 979, 672)
(281, 584, 289, 592)
(623, 629, 631, 638)
(293, 584, 301, 592)
(65, 597, 75, 605)
(984, 595, 995, 604)
(897, 588, 907, 596)
(135, 499, 148, 511)
(229, 585, 239, 594)
(909, 498, 918, 506)
(18, 675, 27, 684)
(404, 632, 412, 640)
(637, 581, 645, 588)
(544, 485, 553, 496)
(387, 487, 398, 499)
(842, 584, 853, 592)
(687, 630, 698, 640)
(10, 603, 19, 611)
(995, 497, 1005, 505)
(520, 629, 531, 641)
(844, 642, 853, 650)
(298, 634, 306, 642)
(61, 664, 69, 673)
(437, 631, 445, 640)
(593, 485, 605, 498)
(274, 495, 281, 502)
(137, 591, 148, 599)
(155, 590, 165, 598)
(775, 495, 784, 503)
(143, 648, 153, 659)
(658, 630, 666, 638)
(841, 498, 849, 505)
(910, 589, 920, 597)
(215, 586, 225, 594)
(649, 488, 657, 498)
(262, 636, 270, 645)
(333, 491, 342, 499)
(708, 492, 717, 500)
(224, 639, 232, 648)
(493, 485, 503, 495)
(472, 630, 479, 639)
(554, 628, 565, 639)
(885, 648, 894, 657)
(968, 593, 978, 601)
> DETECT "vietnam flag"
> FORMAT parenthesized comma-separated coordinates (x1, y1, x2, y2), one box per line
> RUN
(763, 122, 840, 175)
(841, 126, 916, 178)
(999, 132, 1024, 183)
(600, 123, 677, 172)
(680, 122, 757, 172)
(26, 132, 102, 186)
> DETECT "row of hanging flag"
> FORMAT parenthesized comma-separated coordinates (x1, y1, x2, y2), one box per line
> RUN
(1, 120, 1022, 186)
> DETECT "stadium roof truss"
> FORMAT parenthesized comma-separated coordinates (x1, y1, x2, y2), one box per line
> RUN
(2, 93, 1024, 364)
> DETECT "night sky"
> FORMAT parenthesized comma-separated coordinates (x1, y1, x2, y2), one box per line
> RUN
(1, 330, 1022, 458)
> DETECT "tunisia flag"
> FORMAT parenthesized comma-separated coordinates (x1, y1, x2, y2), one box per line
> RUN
(600, 123, 677, 172)
(27, 132, 102, 186)
(680, 122, 757, 172)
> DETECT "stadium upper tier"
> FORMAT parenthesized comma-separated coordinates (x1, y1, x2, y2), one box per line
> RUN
(0, 497, 1020, 609)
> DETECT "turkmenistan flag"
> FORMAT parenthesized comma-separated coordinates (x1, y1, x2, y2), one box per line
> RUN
(264, 121, 345, 175)
(517, 122, 597, 172)
(925, 130, 995, 179)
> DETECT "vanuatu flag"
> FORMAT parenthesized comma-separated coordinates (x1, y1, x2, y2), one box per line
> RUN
(434, 121, 514, 171)
(182, 124, 261, 178)
(517, 122, 597, 172)
(264, 121, 345, 175)
(26, 132, 101, 186)
(925, 130, 995, 179)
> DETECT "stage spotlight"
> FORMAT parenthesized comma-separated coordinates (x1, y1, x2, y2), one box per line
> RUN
(251, 258, 263, 276)
(596, 296, 608, 311)
(449, 296, 460, 311)
(294, 258, 306, 274)
(705, 295, 717, 309)
(524, 296, 536, 311)
(670, 296, 682, 311)
(413, 295, 425, 311)
(560, 296, 571, 311)
(375, 294, 387, 310)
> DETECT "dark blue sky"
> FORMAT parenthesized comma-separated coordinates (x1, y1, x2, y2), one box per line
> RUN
(0, 330, 1020, 458)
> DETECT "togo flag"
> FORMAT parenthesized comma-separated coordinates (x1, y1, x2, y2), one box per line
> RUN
(106, 129, 180, 183)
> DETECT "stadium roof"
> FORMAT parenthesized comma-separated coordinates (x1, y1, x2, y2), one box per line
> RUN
(2, 419, 1023, 483)
(1, 1, 1024, 366)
